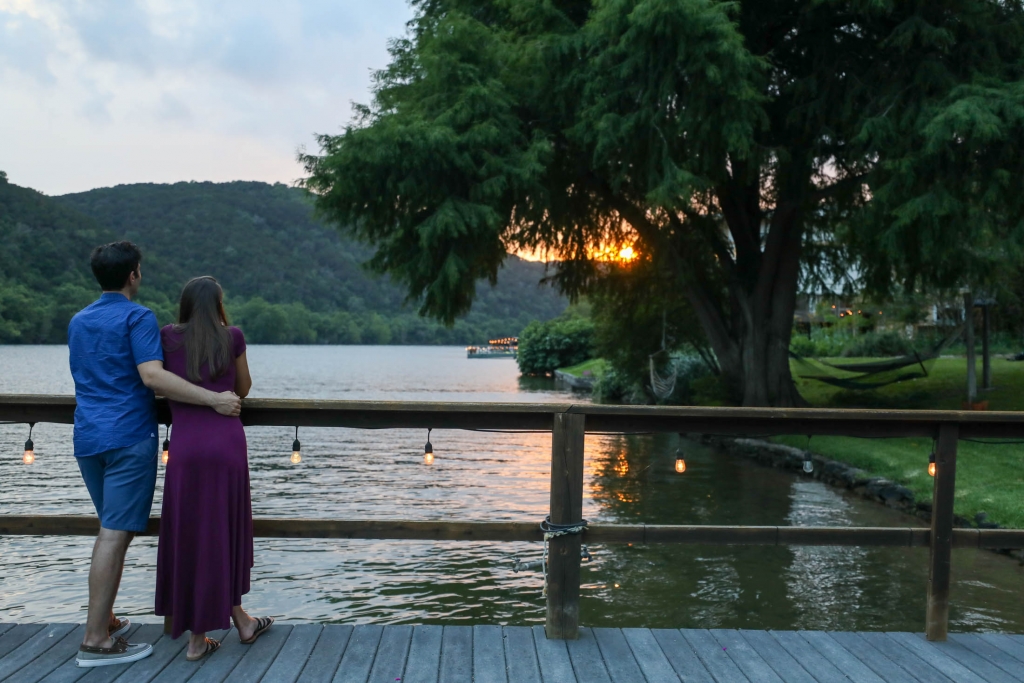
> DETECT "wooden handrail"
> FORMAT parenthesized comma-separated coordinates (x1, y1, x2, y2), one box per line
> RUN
(3, 393, 1022, 640)
(2, 516, 1023, 548)
(5, 394, 1024, 437)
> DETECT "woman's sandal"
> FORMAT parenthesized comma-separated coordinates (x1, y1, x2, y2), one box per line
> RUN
(186, 637, 221, 662)
(239, 617, 274, 645)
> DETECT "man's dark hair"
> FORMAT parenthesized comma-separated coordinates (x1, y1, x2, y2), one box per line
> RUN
(90, 241, 142, 291)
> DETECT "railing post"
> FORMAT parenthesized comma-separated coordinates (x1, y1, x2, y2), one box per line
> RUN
(546, 412, 585, 639)
(926, 422, 958, 641)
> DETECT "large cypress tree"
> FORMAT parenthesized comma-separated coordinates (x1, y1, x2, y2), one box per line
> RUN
(303, 0, 1024, 406)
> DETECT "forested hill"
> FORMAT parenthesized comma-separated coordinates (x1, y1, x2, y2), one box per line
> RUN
(0, 176, 566, 343)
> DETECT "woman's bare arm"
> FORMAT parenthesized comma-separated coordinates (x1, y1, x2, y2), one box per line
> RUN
(234, 351, 252, 398)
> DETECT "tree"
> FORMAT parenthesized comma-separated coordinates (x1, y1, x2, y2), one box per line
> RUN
(302, 0, 1024, 405)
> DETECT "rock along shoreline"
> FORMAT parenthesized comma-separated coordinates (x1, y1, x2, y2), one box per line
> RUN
(702, 434, 1023, 564)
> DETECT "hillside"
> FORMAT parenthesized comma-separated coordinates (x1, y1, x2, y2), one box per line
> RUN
(0, 175, 566, 343)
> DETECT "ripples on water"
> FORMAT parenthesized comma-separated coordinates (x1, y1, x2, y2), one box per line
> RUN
(1, 345, 1022, 631)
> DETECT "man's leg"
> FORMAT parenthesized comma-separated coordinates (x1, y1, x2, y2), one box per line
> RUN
(82, 528, 134, 648)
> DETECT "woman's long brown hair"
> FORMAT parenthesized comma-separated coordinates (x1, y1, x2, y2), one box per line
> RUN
(174, 276, 233, 383)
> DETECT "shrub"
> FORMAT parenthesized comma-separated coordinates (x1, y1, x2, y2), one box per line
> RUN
(840, 331, 913, 357)
(517, 316, 595, 375)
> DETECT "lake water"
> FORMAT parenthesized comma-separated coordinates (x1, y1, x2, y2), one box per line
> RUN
(1, 345, 1022, 632)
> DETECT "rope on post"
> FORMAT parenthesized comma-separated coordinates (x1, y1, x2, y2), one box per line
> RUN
(540, 515, 588, 596)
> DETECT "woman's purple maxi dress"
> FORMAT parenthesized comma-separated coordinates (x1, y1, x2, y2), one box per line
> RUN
(155, 325, 253, 639)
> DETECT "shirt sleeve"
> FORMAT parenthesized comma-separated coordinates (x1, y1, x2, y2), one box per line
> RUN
(129, 309, 164, 365)
(231, 326, 247, 358)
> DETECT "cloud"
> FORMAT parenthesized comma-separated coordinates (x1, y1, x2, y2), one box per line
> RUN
(0, 10, 58, 83)
(0, 0, 414, 194)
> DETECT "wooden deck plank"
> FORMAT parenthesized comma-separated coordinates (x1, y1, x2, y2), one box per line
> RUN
(565, 627, 612, 683)
(950, 634, 1024, 681)
(766, 631, 852, 683)
(680, 629, 751, 683)
(439, 625, 473, 683)
(402, 625, 443, 683)
(45, 624, 144, 683)
(709, 629, 785, 683)
(0, 625, 47, 662)
(978, 634, 1024, 664)
(226, 624, 293, 683)
(296, 625, 353, 683)
(80, 624, 169, 683)
(592, 628, 646, 683)
(366, 625, 412, 683)
(0, 623, 76, 681)
(828, 631, 938, 683)
(856, 631, 956, 683)
(0, 623, 1020, 683)
(7, 624, 85, 683)
(916, 637, 1023, 683)
(332, 624, 383, 683)
(502, 627, 541, 683)
(531, 625, 576, 683)
(472, 625, 507, 683)
(149, 628, 230, 683)
(620, 628, 682, 683)
(797, 632, 887, 683)
(650, 629, 715, 683)
(261, 624, 324, 683)
(738, 630, 818, 683)
(887, 632, 1009, 683)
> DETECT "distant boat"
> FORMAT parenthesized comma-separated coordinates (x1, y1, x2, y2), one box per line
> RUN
(467, 337, 518, 359)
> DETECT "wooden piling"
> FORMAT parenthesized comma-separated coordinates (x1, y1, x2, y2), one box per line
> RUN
(982, 303, 992, 390)
(964, 292, 977, 403)
(926, 423, 958, 641)
(545, 412, 585, 640)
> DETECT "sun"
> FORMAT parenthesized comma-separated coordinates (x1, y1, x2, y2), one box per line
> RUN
(618, 246, 637, 261)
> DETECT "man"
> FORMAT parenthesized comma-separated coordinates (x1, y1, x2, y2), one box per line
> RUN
(69, 241, 241, 668)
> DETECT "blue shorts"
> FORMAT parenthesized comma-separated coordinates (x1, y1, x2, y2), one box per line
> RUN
(77, 436, 158, 532)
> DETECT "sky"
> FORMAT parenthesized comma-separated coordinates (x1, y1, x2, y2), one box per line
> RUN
(0, 0, 415, 196)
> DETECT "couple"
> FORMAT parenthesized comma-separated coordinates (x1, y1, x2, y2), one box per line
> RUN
(69, 241, 273, 667)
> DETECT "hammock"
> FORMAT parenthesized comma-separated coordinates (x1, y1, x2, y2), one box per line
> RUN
(648, 311, 677, 400)
(793, 325, 962, 391)
(649, 349, 677, 400)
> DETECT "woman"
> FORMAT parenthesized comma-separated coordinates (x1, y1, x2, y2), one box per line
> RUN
(155, 276, 273, 661)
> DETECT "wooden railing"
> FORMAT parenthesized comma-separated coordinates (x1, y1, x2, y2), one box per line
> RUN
(2, 394, 1024, 641)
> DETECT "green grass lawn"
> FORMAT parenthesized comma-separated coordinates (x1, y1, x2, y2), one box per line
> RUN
(785, 356, 1024, 528)
(558, 358, 609, 379)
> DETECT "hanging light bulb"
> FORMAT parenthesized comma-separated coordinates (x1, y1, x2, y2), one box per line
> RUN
(161, 424, 170, 465)
(424, 428, 434, 465)
(802, 452, 814, 474)
(22, 423, 35, 465)
(674, 448, 686, 473)
(291, 426, 302, 464)
(928, 451, 936, 477)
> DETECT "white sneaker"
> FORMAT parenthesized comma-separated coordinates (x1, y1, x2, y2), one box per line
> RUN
(76, 637, 153, 667)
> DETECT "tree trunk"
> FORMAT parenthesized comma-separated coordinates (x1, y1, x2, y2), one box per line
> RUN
(681, 199, 806, 407)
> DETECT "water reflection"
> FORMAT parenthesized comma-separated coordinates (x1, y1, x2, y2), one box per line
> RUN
(1, 345, 1022, 631)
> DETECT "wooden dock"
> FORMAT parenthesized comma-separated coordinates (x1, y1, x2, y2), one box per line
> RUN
(1, 622, 1022, 683)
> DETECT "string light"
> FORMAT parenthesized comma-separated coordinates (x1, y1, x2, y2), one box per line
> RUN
(161, 425, 170, 465)
(291, 426, 302, 464)
(22, 423, 35, 465)
(928, 451, 936, 477)
(424, 428, 434, 465)
(674, 448, 686, 474)
(802, 452, 814, 474)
